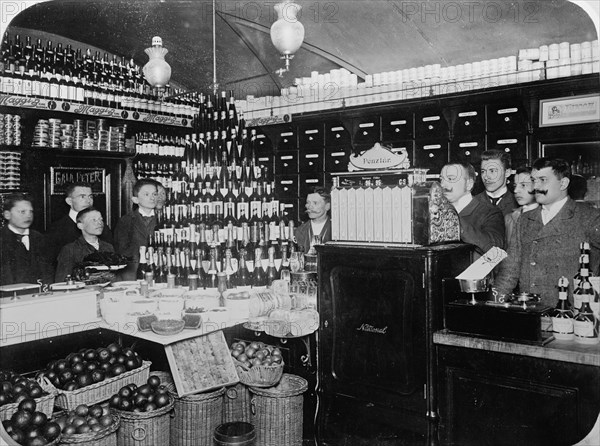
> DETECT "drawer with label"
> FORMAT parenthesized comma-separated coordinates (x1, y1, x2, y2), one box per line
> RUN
(324, 146, 352, 172)
(299, 148, 324, 172)
(415, 111, 449, 139)
(487, 103, 527, 132)
(450, 137, 485, 165)
(299, 173, 326, 198)
(453, 106, 485, 136)
(414, 140, 449, 174)
(353, 116, 381, 145)
(276, 126, 298, 150)
(325, 121, 351, 146)
(299, 123, 324, 148)
(275, 174, 299, 198)
(381, 113, 414, 141)
(487, 133, 528, 161)
(275, 150, 299, 175)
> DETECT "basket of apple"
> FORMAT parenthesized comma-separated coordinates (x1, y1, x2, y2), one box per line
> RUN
(0, 371, 55, 422)
(53, 403, 119, 445)
(230, 341, 284, 388)
(1, 397, 62, 446)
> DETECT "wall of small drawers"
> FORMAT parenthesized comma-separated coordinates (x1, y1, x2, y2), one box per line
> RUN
(252, 75, 598, 222)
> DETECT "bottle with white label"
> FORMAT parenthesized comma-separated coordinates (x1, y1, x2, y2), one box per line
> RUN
(551, 276, 574, 340)
(574, 281, 599, 344)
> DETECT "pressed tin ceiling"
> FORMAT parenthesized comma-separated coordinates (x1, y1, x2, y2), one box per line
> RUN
(3, 0, 599, 98)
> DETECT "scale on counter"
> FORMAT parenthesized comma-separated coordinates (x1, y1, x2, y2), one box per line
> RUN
(0, 283, 42, 299)
(442, 278, 554, 345)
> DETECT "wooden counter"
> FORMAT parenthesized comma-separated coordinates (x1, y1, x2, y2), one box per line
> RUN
(434, 329, 600, 367)
(434, 330, 600, 446)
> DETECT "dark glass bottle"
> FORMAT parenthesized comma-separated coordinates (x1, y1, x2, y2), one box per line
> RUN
(551, 276, 574, 340)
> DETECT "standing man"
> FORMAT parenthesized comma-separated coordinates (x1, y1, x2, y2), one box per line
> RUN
(440, 162, 505, 254)
(295, 186, 332, 254)
(0, 193, 53, 285)
(504, 166, 538, 243)
(475, 150, 518, 216)
(55, 208, 115, 282)
(495, 158, 600, 306)
(45, 182, 113, 265)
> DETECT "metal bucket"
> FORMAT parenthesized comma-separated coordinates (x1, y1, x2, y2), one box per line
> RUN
(458, 277, 489, 293)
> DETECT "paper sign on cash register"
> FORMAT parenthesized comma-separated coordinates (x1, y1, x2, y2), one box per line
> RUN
(456, 247, 507, 280)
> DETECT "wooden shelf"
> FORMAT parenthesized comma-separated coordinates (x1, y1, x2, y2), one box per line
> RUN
(0, 94, 193, 127)
(1, 145, 133, 159)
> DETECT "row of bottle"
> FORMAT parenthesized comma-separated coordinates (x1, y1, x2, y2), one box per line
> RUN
(0, 34, 243, 121)
(550, 243, 599, 344)
(136, 244, 292, 289)
(571, 155, 600, 178)
(134, 127, 255, 167)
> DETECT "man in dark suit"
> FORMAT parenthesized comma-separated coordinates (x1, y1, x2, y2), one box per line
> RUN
(45, 182, 113, 266)
(295, 186, 332, 254)
(441, 162, 505, 254)
(474, 150, 518, 216)
(55, 207, 115, 282)
(0, 193, 54, 285)
(114, 179, 158, 280)
(495, 158, 600, 307)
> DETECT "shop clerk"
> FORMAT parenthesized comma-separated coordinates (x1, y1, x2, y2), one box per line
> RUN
(295, 186, 332, 253)
(0, 193, 53, 286)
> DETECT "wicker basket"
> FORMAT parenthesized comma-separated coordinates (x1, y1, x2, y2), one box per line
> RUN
(170, 387, 225, 446)
(147, 371, 176, 394)
(58, 413, 120, 446)
(234, 359, 284, 388)
(222, 383, 252, 423)
(0, 388, 56, 421)
(41, 361, 151, 410)
(115, 396, 175, 446)
(249, 374, 308, 446)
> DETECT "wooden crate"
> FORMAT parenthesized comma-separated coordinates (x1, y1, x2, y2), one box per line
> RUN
(164, 331, 239, 397)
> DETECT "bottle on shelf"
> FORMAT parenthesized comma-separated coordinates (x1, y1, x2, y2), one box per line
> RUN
(551, 276, 575, 341)
(237, 249, 252, 287)
(265, 245, 279, 286)
(573, 242, 598, 312)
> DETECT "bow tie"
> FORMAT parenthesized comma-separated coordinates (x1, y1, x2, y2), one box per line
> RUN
(13, 232, 29, 250)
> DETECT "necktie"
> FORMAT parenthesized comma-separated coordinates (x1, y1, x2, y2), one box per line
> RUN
(489, 195, 503, 206)
(14, 233, 29, 250)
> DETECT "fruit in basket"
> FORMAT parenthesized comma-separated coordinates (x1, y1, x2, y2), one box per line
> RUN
(0, 371, 48, 408)
(54, 403, 113, 437)
(2, 398, 61, 445)
(109, 376, 171, 413)
(229, 341, 283, 369)
(38, 342, 144, 391)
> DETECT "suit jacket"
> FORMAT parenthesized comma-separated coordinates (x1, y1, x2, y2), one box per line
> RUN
(45, 214, 113, 264)
(0, 226, 54, 285)
(459, 198, 505, 255)
(114, 210, 156, 280)
(295, 218, 332, 253)
(475, 190, 518, 217)
(495, 198, 600, 307)
(55, 236, 114, 282)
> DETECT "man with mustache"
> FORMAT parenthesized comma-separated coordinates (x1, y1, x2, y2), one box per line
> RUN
(440, 162, 505, 255)
(475, 150, 518, 216)
(295, 186, 331, 254)
(495, 158, 600, 307)
(504, 166, 538, 242)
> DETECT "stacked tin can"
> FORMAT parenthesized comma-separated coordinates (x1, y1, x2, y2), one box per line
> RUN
(0, 113, 22, 147)
(60, 123, 74, 149)
(0, 151, 21, 190)
(73, 119, 85, 149)
(32, 119, 50, 147)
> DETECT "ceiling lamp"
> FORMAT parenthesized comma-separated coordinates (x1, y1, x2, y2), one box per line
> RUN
(143, 36, 171, 88)
(270, 0, 305, 76)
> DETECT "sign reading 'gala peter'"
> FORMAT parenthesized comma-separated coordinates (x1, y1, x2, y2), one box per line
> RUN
(348, 143, 411, 172)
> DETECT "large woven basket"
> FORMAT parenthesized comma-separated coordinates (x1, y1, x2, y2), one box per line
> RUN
(249, 374, 308, 446)
(147, 371, 176, 394)
(0, 387, 56, 421)
(115, 395, 175, 446)
(58, 413, 120, 446)
(234, 359, 284, 388)
(222, 383, 252, 423)
(41, 361, 151, 410)
(170, 387, 225, 446)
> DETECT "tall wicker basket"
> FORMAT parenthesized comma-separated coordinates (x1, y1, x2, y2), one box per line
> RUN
(115, 396, 175, 446)
(170, 387, 225, 446)
(249, 374, 308, 446)
(223, 383, 252, 423)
